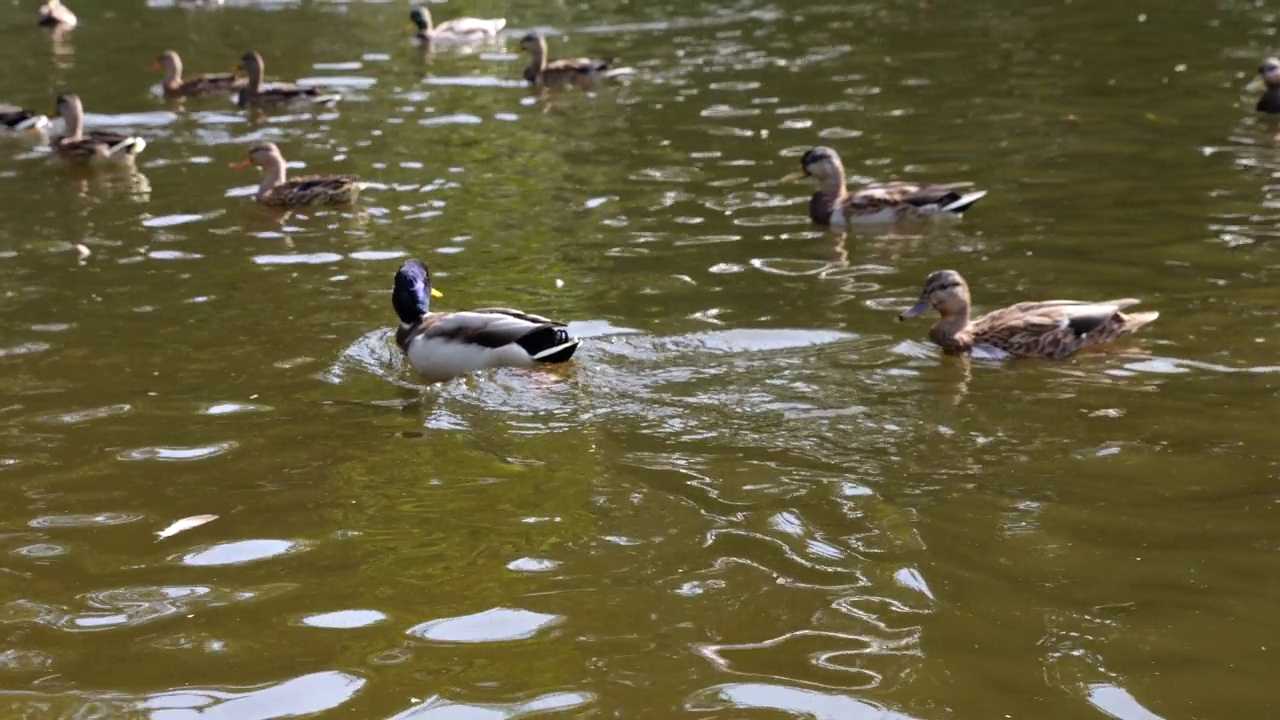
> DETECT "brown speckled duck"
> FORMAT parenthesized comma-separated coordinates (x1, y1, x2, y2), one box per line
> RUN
(50, 93, 146, 163)
(519, 32, 632, 88)
(229, 142, 364, 207)
(152, 51, 247, 97)
(38, 0, 77, 28)
(783, 146, 987, 227)
(898, 269, 1159, 360)
(234, 51, 340, 110)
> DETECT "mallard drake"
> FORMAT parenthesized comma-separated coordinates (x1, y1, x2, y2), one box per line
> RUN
(1257, 58, 1280, 113)
(782, 147, 987, 227)
(151, 50, 247, 97)
(50, 93, 146, 163)
(229, 142, 364, 207)
(409, 6, 504, 44)
(898, 269, 1159, 360)
(37, 0, 76, 28)
(0, 105, 49, 132)
(519, 32, 632, 88)
(392, 259, 581, 382)
(234, 51, 340, 110)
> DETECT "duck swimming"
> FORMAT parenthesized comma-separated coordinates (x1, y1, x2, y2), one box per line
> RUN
(898, 269, 1159, 360)
(392, 259, 581, 382)
(784, 146, 987, 227)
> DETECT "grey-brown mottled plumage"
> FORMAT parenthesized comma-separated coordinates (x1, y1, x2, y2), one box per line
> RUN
(51, 93, 146, 163)
(152, 51, 247, 97)
(785, 146, 987, 227)
(519, 32, 629, 88)
(898, 269, 1159, 360)
(234, 51, 340, 110)
(229, 142, 363, 207)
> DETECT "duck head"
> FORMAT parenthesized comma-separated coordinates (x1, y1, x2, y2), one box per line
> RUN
(393, 259, 444, 324)
(899, 269, 971, 321)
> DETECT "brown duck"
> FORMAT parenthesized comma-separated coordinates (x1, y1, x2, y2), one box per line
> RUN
(519, 32, 632, 88)
(50, 93, 146, 163)
(783, 147, 987, 227)
(152, 51, 247, 97)
(234, 51, 340, 110)
(898, 269, 1159, 359)
(229, 142, 364, 207)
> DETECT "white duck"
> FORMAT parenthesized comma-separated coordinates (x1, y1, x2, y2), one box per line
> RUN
(409, 6, 505, 45)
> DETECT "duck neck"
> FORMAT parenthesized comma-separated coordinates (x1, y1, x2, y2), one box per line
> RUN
(256, 159, 287, 199)
(246, 61, 264, 92)
(394, 321, 417, 351)
(419, 10, 433, 35)
(163, 59, 183, 89)
(821, 166, 850, 203)
(529, 40, 548, 74)
(930, 310, 972, 350)
(60, 102, 84, 140)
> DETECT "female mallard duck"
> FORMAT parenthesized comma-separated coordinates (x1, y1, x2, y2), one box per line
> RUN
(898, 269, 1159, 360)
(50, 93, 146, 163)
(234, 51, 340, 110)
(409, 6, 505, 45)
(519, 32, 632, 88)
(393, 259, 581, 382)
(38, 0, 77, 28)
(151, 50, 247, 97)
(1257, 58, 1280, 113)
(229, 142, 364, 207)
(783, 146, 987, 227)
(1, 105, 49, 132)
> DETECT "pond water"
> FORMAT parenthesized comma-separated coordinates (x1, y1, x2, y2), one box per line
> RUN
(1, 0, 1278, 717)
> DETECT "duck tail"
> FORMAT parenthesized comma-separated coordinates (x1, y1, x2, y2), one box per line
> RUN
(14, 114, 49, 131)
(602, 66, 636, 79)
(941, 190, 987, 214)
(108, 136, 146, 156)
(517, 325, 581, 364)
(1120, 310, 1159, 333)
(312, 94, 342, 107)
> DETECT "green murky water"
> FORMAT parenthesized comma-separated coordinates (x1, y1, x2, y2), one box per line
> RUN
(2, 0, 1279, 717)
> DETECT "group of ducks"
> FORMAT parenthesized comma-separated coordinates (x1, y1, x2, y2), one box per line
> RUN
(388, 137, 1159, 379)
(16, 0, 633, 205)
(14, 0, 1184, 379)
